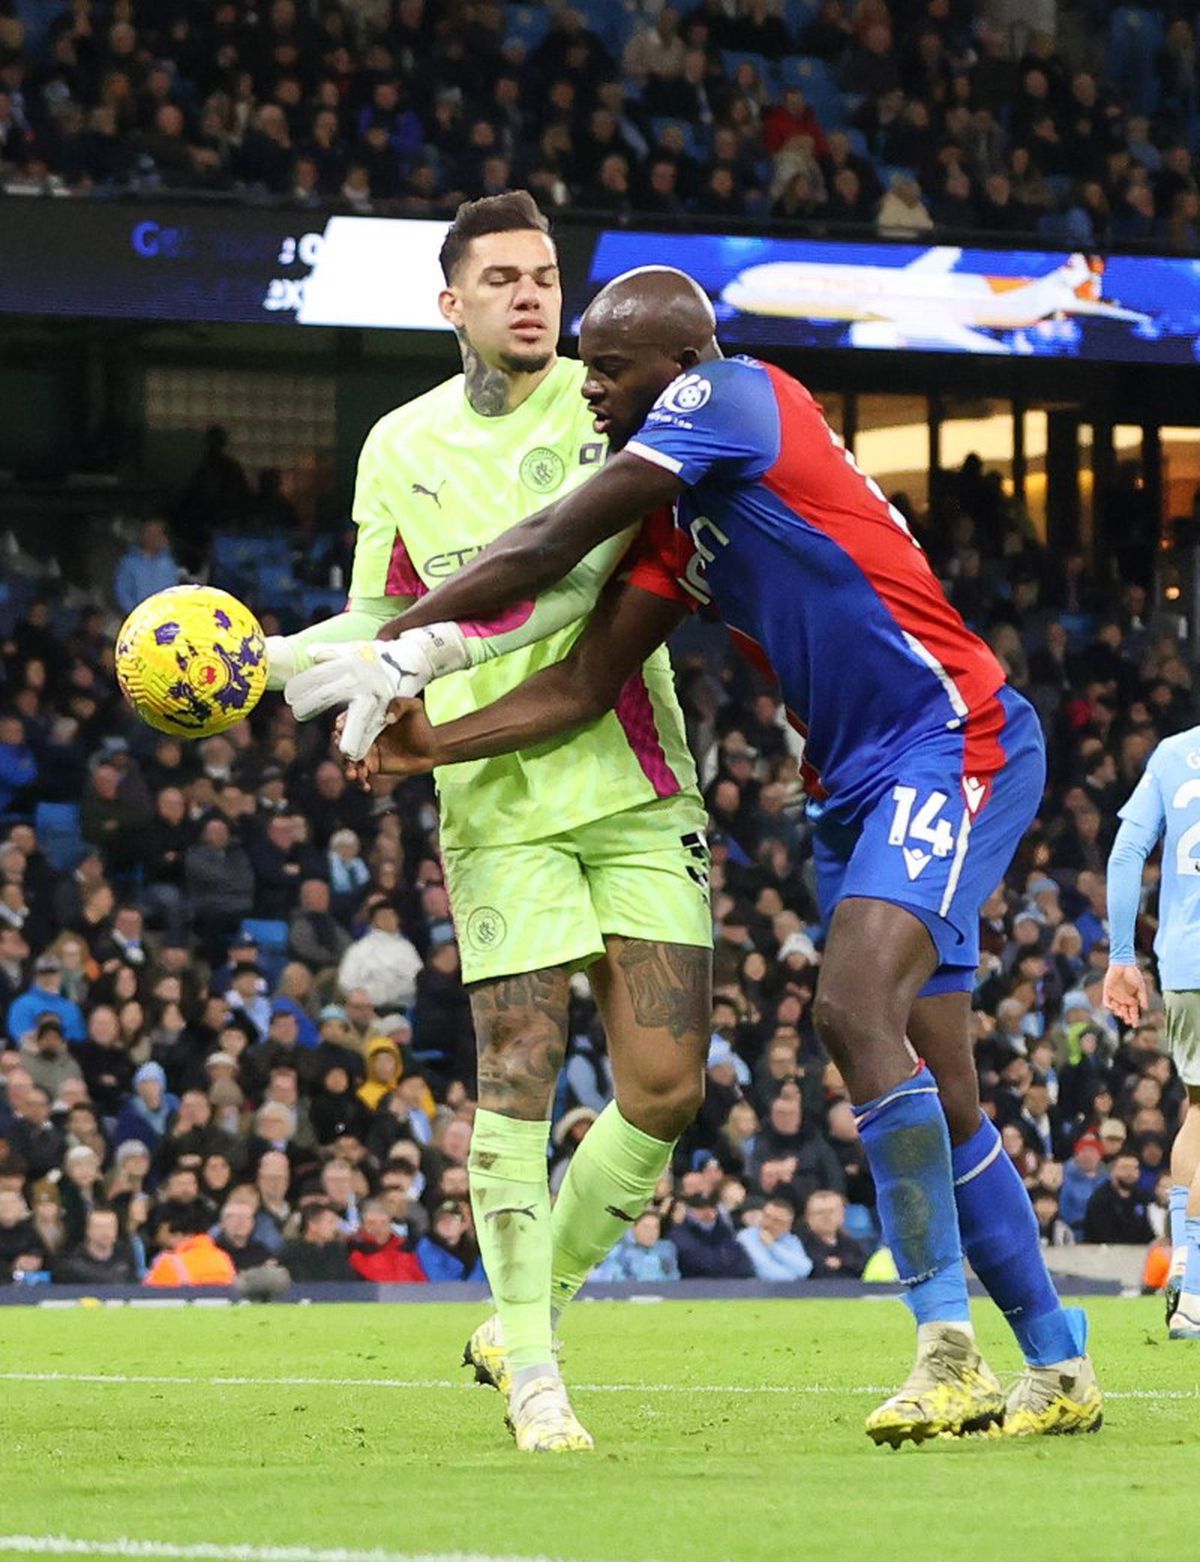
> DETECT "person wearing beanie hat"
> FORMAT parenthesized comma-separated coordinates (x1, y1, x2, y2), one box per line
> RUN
(113, 1061, 179, 1154)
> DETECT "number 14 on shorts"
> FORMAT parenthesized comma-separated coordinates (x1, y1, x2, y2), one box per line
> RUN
(888, 786, 955, 880)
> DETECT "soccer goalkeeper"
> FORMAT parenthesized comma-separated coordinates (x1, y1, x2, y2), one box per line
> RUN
(270, 193, 712, 1452)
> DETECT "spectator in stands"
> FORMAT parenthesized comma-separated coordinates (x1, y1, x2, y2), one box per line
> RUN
(54, 1208, 136, 1286)
(1083, 1151, 1155, 1245)
(347, 1197, 426, 1282)
(799, 1190, 869, 1279)
(593, 1209, 681, 1283)
(214, 1193, 277, 1274)
(669, 1191, 754, 1279)
(0, 1187, 46, 1282)
(414, 1198, 484, 1283)
(185, 818, 255, 962)
(113, 521, 179, 616)
(144, 1198, 237, 1286)
(0, 716, 37, 823)
(337, 898, 422, 1013)
(737, 1196, 813, 1281)
(8, 954, 85, 1044)
(279, 1200, 355, 1282)
(114, 1062, 177, 1156)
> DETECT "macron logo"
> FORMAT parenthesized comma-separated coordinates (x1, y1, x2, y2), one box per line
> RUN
(903, 847, 931, 880)
(962, 776, 986, 815)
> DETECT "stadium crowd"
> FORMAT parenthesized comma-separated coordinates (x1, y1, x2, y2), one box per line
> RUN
(0, 1, 1198, 245)
(0, 438, 1188, 1289)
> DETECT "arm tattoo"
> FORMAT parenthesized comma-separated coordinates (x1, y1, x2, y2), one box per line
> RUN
(470, 966, 570, 1119)
(459, 333, 512, 417)
(615, 940, 711, 1042)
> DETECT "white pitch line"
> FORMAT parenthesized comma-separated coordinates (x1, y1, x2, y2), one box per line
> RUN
(0, 1370, 1196, 1402)
(0, 1540, 611, 1562)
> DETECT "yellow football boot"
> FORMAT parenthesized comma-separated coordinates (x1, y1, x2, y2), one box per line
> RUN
(508, 1375, 594, 1453)
(462, 1313, 513, 1397)
(1003, 1355, 1104, 1435)
(866, 1323, 1005, 1447)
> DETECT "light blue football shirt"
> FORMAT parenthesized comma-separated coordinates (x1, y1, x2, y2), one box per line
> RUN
(1117, 726, 1200, 990)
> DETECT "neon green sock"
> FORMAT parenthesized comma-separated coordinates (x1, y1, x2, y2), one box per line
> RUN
(469, 1109, 555, 1373)
(550, 1102, 674, 1320)
(266, 597, 398, 688)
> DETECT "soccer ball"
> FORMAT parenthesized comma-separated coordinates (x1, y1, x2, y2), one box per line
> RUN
(115, 584, 268, 738)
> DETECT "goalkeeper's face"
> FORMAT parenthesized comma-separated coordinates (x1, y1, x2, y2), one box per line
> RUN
(439, 229, 562, 374)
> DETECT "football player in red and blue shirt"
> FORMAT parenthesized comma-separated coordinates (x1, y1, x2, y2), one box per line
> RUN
(345, 266, 1101, 1442)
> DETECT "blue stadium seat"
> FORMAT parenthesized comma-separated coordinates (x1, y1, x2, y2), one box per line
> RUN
(573, 0, 637, 54)
(253, 562, 297, 612)
(503, 2, 549, 52)
(34, 802, 87, 872)
(783, 0, 819, 32)
(210, 534, 290, 573)
(239, 918, 290, 985)
(779, 56, 847, 127)
(1105, 7, 1166, 117)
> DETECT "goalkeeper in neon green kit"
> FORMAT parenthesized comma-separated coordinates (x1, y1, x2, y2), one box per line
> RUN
(270, 194, 712, 1453)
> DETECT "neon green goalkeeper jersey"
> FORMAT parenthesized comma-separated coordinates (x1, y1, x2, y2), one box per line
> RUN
(349, 358, 702, 850)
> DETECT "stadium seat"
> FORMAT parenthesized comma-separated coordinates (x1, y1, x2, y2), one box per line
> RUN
(502, 2, 549, 52)
(34, 802, 87, 871)
(238, 918, 290, 984)
(1105, 7, 1166, 117)
(779, 56, 847, 128)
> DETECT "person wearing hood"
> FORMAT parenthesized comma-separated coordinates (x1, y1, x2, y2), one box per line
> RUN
(113, 1062, 178, 1155)
(347, 1198, 428, 1283)
(311, 1063, 369, 1146)
(357, 1035, 404, 1112)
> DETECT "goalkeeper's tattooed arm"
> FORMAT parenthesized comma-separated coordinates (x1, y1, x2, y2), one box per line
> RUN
(379, 452, 682, 640)
(353, 581, 687, 781)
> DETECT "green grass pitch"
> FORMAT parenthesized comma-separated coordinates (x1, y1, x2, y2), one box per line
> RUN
(2, 1296, 1196, 1562)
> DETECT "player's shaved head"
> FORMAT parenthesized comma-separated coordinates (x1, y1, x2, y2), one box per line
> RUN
(582, 266, 717, 356)
(579, 266, 722, 449)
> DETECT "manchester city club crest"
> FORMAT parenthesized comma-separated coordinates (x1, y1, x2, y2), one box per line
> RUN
(519, 447, 566, 493)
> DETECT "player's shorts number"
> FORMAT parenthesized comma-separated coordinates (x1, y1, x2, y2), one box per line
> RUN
(888, 785, 955, 880)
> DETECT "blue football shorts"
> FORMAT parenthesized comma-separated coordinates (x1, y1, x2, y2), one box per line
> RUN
(811, 685, 1046, 997)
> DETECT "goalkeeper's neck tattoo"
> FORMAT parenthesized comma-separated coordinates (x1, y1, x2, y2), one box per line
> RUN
(460, 336, 514, 418)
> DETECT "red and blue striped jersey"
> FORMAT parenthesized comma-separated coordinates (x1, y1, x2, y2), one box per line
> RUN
(624, 356, 1006, 822)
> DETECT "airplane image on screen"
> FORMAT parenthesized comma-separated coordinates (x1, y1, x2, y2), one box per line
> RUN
(720, 249, 1151, 354)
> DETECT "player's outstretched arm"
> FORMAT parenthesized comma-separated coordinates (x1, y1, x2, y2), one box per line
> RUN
(379, 452, 682, 639)
(355, 581, 688, 779)
(265, 596, 412, 689)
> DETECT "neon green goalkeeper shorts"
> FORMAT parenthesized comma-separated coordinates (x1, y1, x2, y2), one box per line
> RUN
(442, 792, 712, 985)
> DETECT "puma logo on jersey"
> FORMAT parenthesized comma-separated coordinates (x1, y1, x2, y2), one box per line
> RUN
(412, 481, 445, 507)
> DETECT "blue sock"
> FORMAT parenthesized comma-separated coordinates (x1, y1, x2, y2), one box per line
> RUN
(855, 1066, 969, 1325)
(1185, 1216, 1200, 1296)
(1169, 1186, 1189, 1252)
(952, 1114, 1086, 1366)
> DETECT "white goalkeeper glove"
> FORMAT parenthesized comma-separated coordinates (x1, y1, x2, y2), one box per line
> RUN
(283, 623, 470, 761)
(264, 635, 299, 691)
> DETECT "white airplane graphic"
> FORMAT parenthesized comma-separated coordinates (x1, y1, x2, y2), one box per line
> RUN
(721, 250, 1151, 354)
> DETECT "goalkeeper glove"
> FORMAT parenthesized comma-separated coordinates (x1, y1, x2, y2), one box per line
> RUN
(283, 623, 470, 761)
